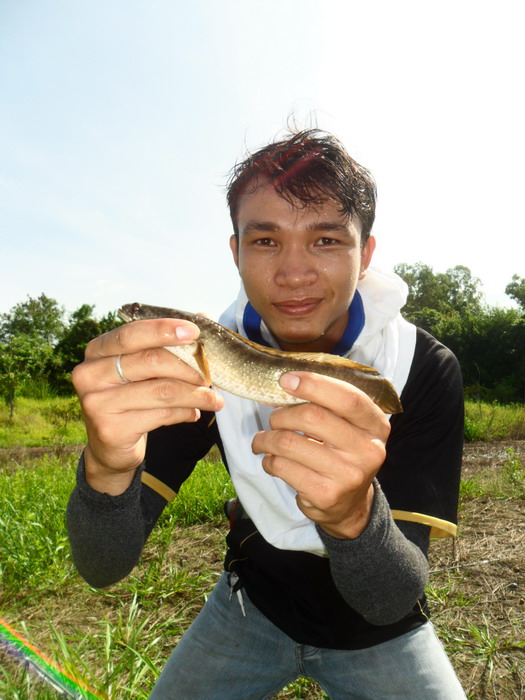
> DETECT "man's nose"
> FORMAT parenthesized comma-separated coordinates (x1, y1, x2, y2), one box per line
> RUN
(274, 248, 318, 287)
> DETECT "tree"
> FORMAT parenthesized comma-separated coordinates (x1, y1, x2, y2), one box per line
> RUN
(445, 265, 483, 316)
(394, 263, 448, 318)
(49, 306, 122, 394)
(505, 275, 525, 311)
(0, 334, 52, 418)
(393, 264, 524, 402)
(0, 296, 123, 399)
(0, 294, 65, 344)
(413, 306, 525, 403)
(394, 263, 483, 321)
(0, 295, 62, 412)
(98, 311, 121, 335)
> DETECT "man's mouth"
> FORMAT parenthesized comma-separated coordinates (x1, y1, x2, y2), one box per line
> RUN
(272, 299, 322, 316)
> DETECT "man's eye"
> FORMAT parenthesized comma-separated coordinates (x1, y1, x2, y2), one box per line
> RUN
(315, 237, 339, 246)
(254, 238, 275, 247)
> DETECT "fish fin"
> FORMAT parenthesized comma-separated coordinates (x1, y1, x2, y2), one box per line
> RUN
(377, 382, 403, 414)
(194, 342, 212, 385)
(283, 352, 382, 375)
(226, 330, 381, 375)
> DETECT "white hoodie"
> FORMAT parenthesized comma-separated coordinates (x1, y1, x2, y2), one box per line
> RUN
(215, 267, 416, 556)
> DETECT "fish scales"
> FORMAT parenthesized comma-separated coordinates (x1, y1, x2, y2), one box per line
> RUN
(118, 303, 402, 413)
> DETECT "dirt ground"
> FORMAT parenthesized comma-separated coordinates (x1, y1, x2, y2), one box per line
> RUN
(426, 440, 524, 700)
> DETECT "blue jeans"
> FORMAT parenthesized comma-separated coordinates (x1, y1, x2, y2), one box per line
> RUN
(149, 572, 466, 700)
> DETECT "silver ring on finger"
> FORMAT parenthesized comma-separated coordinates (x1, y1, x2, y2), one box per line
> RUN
(115, 355, 131, 384)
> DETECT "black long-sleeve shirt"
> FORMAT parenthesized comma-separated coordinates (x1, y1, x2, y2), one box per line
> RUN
(67, 328, 464, 649)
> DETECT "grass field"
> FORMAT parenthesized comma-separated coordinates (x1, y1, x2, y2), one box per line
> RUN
(1, 397, 524, 448)
(0, 399, 523, 698)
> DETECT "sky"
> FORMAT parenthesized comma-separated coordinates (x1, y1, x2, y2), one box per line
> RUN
(1, 0, 524, 322)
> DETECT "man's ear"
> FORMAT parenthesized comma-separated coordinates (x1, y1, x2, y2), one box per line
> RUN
(229, 234, 240, 268)
(359, 235, 376, 280)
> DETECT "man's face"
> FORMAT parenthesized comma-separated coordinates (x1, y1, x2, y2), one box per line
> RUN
(230, 181, 375, 353)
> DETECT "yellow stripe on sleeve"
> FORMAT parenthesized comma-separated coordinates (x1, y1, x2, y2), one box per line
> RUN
(390, 510, 457, 538)
(141, 471, 177, 503)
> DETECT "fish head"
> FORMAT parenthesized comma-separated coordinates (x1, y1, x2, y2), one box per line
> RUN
(118, 302, 143, 322)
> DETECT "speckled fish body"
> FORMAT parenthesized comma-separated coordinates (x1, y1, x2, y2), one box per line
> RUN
(118, 303, 402, 413)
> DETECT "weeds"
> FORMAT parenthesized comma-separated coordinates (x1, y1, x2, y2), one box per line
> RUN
(443, 617, 525, 697)
(41, 398, 84, 451)
(501, 447, 525, 493)
(425, 574, 479, 613)
(464, 401, 525, 441)
(460, 446, 524, 501)
(46, 596, 166, 698)
(0, 397, 86, 448)
(0, 601, 164, 699)
(0, 454, 77, 596)
(0, 453, 232, 698)
(168, 458, 235, 525)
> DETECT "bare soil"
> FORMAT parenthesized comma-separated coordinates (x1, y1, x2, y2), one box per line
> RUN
(0, 444, 82, 468)
(427, 441, 524, 700)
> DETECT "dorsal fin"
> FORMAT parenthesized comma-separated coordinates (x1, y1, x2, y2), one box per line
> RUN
(225, 329, 381, 376)
(278, 352, 381, 375)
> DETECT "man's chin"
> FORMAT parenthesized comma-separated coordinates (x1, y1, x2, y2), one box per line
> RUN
(272, 329, 329, 353)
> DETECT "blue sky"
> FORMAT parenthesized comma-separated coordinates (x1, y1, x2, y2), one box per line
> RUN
(1, 0, 523, 321)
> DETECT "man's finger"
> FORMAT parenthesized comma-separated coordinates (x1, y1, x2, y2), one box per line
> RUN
(89, 407, 204, 453)
(279, 371, 390, 436)
(84, 318, 200, 361)
(74, 347, 207, 393)
(253, 428, 348, 478)
(269, 403, 349, 450)
(82, 378, 223, 417)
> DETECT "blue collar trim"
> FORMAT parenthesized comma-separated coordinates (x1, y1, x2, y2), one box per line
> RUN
(242, 290, 365, 357)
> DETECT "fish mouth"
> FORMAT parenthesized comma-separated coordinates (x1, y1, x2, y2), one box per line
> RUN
(118, 302, 143, 322)
(118, 306, 133, 322)
(272, 298, 323, 316)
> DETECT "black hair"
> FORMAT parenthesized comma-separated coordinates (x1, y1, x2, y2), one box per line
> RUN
(226, 129, 376, 244)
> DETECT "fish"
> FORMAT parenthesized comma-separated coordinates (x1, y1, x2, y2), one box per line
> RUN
(118, 302, 402, 414)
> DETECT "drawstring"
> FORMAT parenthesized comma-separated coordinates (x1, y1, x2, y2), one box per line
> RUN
(228, 572, 246, 617)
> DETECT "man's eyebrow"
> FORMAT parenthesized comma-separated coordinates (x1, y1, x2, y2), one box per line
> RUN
(241, 220, 351, 235)
(308, 221, 352, 235)
(241, 221, 281, 235)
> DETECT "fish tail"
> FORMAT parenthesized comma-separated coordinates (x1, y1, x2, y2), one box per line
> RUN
(377, 381, 403, 414)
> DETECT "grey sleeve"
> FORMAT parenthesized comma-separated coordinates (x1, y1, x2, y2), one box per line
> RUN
(66, 454, 167, 588)
(317, 482, 430, 625)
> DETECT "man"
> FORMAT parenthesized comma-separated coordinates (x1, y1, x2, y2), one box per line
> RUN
(67, 130, 466, 699)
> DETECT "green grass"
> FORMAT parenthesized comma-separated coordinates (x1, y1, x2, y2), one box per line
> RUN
(0, 396, 86, 448)
(464, 400, 525, 441)
(459, 446, 525, 500)
(2, 448, 523, 698)
(0, 453, 235, 698)
(0, 397, 523, 448)
(0, 455, 76, 594)
(0, 403, 523, 698)
(0, 454, 234, 600)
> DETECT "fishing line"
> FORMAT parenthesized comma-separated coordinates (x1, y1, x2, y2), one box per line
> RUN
(0, 617, 104, 699)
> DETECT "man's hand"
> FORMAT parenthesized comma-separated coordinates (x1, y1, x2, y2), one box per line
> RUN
(251, 371, 391, 539)
(72, 318, 224, 495)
